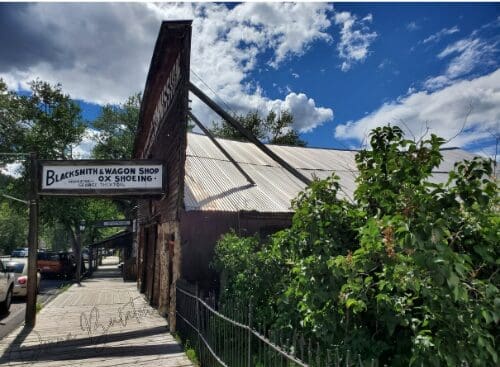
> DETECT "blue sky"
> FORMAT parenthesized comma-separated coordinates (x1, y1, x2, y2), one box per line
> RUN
(0, 2, 499, 157)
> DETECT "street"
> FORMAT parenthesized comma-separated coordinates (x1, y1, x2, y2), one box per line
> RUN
(0, 277, 72, 339)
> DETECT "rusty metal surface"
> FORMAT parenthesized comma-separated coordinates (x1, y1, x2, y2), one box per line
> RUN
(184, 133, 478, 213)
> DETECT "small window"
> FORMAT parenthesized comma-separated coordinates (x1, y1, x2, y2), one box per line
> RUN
(5, 263, 24, 274)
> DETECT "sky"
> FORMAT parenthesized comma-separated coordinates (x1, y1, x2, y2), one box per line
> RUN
(0, 2, 499, 159)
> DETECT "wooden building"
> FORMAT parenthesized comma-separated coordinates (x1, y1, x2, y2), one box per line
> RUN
(133, 21, 478, 329)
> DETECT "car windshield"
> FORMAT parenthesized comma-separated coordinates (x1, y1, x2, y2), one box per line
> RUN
(38, 253, 60, 261)
(5, 262, 25, 273)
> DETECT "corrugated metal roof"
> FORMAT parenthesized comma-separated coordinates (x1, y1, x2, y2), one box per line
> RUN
(184, 133, 478, 213)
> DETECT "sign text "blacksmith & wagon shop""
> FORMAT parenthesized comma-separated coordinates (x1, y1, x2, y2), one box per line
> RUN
(39, 161, 165, 197)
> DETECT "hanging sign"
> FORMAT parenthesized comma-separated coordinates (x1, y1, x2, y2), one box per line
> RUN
(39, 160, 165, 197)
(93, 220, 132, 228)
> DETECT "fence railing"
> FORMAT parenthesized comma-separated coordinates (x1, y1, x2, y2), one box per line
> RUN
(175, 280, 376, 367)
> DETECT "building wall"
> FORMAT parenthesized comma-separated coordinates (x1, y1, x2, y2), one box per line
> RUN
(134, 22, 191, 317)
(179, 210, 293, 291)
(156, 221, 181, 325)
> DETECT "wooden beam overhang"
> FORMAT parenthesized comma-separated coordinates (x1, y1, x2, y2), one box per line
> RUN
(188, 81, 312, 186)
(188, 111, 255, 186)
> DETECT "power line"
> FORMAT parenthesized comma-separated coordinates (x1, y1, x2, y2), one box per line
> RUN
(190, 69, 238, 116)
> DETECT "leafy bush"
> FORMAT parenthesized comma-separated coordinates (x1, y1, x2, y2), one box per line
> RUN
(213, 126, 499, 366)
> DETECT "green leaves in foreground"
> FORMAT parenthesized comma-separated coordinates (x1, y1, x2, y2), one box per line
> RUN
(213, 126, 499, 366)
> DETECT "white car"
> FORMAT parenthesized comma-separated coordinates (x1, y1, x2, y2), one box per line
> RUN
(2, 258, 41, 297)
(0, 260, 15, 314)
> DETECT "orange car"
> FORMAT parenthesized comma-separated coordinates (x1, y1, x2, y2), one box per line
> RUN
(37, 252, 76, 278)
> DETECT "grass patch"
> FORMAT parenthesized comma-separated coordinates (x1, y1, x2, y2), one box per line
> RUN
(173, 333, 200, 366)
(35, 302, 42, 313)
(185, 346, 199, 366)
(58, 283, 72, 293)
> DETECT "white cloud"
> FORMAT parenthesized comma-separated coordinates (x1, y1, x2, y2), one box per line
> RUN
(268, 93, 334, 132)
(422, 20, 499, 91)
(422, 26, 459, 44)
(335, 69, 500, 150)
(72, 128, 100, 158)
(423, 37, 498, 90)
(227, 3, 333, 68)
(334, 11, 377, 72)
(406, 21, 420, 31)
(0, 3, 334, 133)
(0, 162, 22, 178)
(378, 59, 390, 69)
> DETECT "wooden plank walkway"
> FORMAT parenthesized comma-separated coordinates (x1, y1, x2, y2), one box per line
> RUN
(0, 265, 195, 367)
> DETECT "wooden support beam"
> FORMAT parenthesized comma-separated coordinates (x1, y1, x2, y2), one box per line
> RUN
(25, 152, 39, 327)
(188, 81, 312, 186)
(188, 111, 255, 186)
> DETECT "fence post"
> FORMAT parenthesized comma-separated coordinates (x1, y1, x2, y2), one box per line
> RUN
(247, 299, 252, 367)
(195, 283, 201, 355)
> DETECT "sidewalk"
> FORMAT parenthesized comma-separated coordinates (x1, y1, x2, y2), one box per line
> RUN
(0, 265, 194, 367)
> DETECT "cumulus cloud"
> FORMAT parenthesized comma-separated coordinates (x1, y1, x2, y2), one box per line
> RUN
(422, 26, 460, 44)
(268, 93, 334, 132)
(335, 69, 500, 150)
(334, 11, 377, 72)
(0, 3, 334, 133)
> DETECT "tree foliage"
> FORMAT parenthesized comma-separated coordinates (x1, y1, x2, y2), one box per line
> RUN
(0, 202, 28, 255)
(210, 110, 307, 146)
(0, 80, 24, 155)
(92, 93, 140, 160)
(0, 79, 124, 253)
(213, 126, 499, 366)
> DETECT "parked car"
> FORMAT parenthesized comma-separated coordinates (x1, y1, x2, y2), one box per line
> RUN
(0, 260, 15, 314)
(1, 258, 41, 297)
(11, 247, 29, 257)
(37, 252, 76, 278)
(82, 248, 89, 261)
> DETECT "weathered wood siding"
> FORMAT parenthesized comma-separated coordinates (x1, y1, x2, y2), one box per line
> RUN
(134, 22, 191, 314)
(179, 210, 293, 290)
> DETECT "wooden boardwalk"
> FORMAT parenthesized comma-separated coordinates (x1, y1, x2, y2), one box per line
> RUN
(0, 265, 194, 367)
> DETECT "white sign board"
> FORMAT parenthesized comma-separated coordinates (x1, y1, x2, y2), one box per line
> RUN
(39, 161, 165, 196)
(102, 220, 131, 227)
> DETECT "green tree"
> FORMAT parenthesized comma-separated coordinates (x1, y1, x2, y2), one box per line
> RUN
(92, 93, 140, 160)
(91, 93, 142, 219)
(0, 202, 28, 255)
(213, 126, 499, 366)
(19, 80, 85, 159)
(210, 110, 306, 146)
(0, 80, 24, 156)
(0, 79, 124, 253)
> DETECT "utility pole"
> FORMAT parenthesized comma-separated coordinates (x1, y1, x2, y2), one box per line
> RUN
(25, 152, 39, 327)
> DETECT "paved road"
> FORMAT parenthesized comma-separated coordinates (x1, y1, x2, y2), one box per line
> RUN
(0, 277, 72, 339)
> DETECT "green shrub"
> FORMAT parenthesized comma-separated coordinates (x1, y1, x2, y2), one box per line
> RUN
(213, 126, 499, 366)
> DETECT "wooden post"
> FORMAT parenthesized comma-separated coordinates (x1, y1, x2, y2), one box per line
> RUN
(88, 245, 93, 275)
(25, 152, 39, 327)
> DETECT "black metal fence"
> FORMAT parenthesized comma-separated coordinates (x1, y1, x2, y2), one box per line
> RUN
(176, 280, 377, 367)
